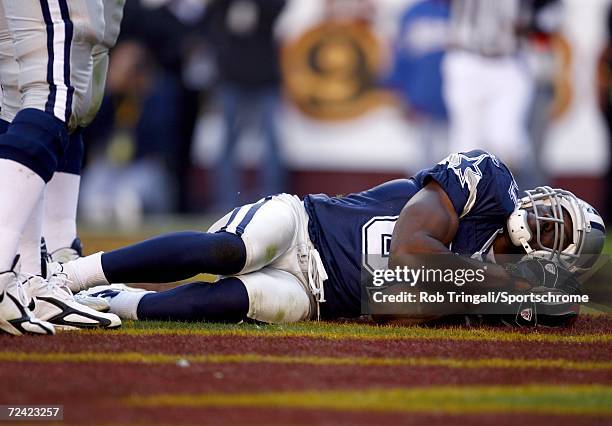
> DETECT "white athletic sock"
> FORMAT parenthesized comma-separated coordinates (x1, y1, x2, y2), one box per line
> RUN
(43, 171, 80, 253)
(64, 252, 109, 292)
(18, 192, 45, 276)
(109, 291, 153, 320)
(0, 159, 46, 272)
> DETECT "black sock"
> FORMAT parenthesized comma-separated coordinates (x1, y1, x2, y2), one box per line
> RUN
(136, 278, 249, 322)
(102, 231, 246, 283)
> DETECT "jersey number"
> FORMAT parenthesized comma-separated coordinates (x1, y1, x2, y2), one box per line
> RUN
(361, 216, 398, 275)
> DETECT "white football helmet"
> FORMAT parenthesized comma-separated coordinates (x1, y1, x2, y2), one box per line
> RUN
(507, 186, 606, 273)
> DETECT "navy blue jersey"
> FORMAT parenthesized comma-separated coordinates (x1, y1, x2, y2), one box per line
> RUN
(303, 150, 519, 319)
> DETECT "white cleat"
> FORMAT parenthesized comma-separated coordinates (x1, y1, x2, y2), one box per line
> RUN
(48, 238, 83, 264)
(23, 272, 122, 330)
(75, 284, 152, 316)
(73, 291, 111, 313)
(0, 258, 55, 336)
(42, 237, 83, 292)
(76, 284, 150, 301)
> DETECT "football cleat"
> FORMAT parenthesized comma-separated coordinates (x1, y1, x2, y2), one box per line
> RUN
(72, 291, 111, 313)
(41, 237, 83, 278)
(76, 283, 150, 301)
(49, 237, 83, 264)
(0, 257, 55, 336)
(23, 271, 122, 330)
(75, 284, 152, 315)
(47, 260, 112, 313)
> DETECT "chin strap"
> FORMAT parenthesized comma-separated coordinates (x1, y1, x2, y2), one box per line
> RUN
(507, 208, 534, 254)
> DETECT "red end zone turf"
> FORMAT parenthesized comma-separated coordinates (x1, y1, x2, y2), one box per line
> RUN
(0, 315, 610, 425)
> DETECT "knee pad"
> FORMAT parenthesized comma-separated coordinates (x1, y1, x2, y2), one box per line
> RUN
(0, 108, 68, 182)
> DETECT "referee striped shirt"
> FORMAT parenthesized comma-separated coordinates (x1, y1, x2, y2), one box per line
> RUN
(448, 0, 521, 56)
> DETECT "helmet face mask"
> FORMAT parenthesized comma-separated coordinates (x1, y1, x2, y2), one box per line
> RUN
(507, 186, 606, 274)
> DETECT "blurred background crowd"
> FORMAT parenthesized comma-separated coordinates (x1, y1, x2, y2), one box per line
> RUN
(79, 0, 612, 227)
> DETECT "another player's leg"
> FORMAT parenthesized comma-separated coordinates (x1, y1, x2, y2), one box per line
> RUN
(42, 0, 125, 264)
(0, 1, 62, 335)
(0, 257, 55, 335)
(17, 191, 45, 277)
(43, 130, 84, 262)
(15, 149, 121, 329)
(23, 273, 121, 330)
(1, 0, 122, 331)
(12, 135, 119, 329)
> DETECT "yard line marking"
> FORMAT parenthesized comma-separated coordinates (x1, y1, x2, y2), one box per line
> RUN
(77, 324, 612, 344)
(124, 384, 612, 415)
(0, 351, 610, 371)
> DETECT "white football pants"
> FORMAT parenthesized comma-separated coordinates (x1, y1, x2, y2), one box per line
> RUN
(0, 0, 124, 129)
(208, 194, 328, 324)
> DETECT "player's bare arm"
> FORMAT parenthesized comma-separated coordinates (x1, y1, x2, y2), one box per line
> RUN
(389, 180, 513, 288)
(389, 180, 458, 258)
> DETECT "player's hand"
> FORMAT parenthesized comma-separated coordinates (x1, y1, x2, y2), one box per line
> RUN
(501, 258, 581, 328)
(503, 257, 581, 294)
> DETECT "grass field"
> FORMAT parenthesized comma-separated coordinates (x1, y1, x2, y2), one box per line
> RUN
(0, 224, 611, 425)
(1, 318, 611, 425)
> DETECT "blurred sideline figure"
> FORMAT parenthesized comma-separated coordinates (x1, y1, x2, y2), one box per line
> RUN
(80, 41, 175, 228)
(119, 0, 210, 213)
(597, 4, 612, 223)
(523, 0, 569, 187)
(443, 0, 561, 188)
(384, 0, 450, 168)
(80, 0, 212, 223)
(204, 0, 288, 211)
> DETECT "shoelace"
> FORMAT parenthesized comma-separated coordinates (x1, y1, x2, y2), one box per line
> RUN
(47, 272, 74, 299)
(21, 271, 74, 301)
(9, 272, 32, 307)
(307, 249, 328, 321)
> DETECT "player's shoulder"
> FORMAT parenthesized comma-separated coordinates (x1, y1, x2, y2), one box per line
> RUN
(447, 149, 518, 216)
(416, 149, 518, 217)
(439, 149, 506, 170)
(439, 149, 515, 187)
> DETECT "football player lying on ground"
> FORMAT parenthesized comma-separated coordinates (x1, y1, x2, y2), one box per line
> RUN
(56, 150, 605, 327)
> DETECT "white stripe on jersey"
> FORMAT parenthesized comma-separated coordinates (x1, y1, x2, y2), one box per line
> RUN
(47, 0, 68, 122)
(449, 0, 521, 56)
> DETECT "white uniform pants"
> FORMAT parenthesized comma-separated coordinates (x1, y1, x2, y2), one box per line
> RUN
(0, 0, 124, 129)
(208, 194, 328, 324)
